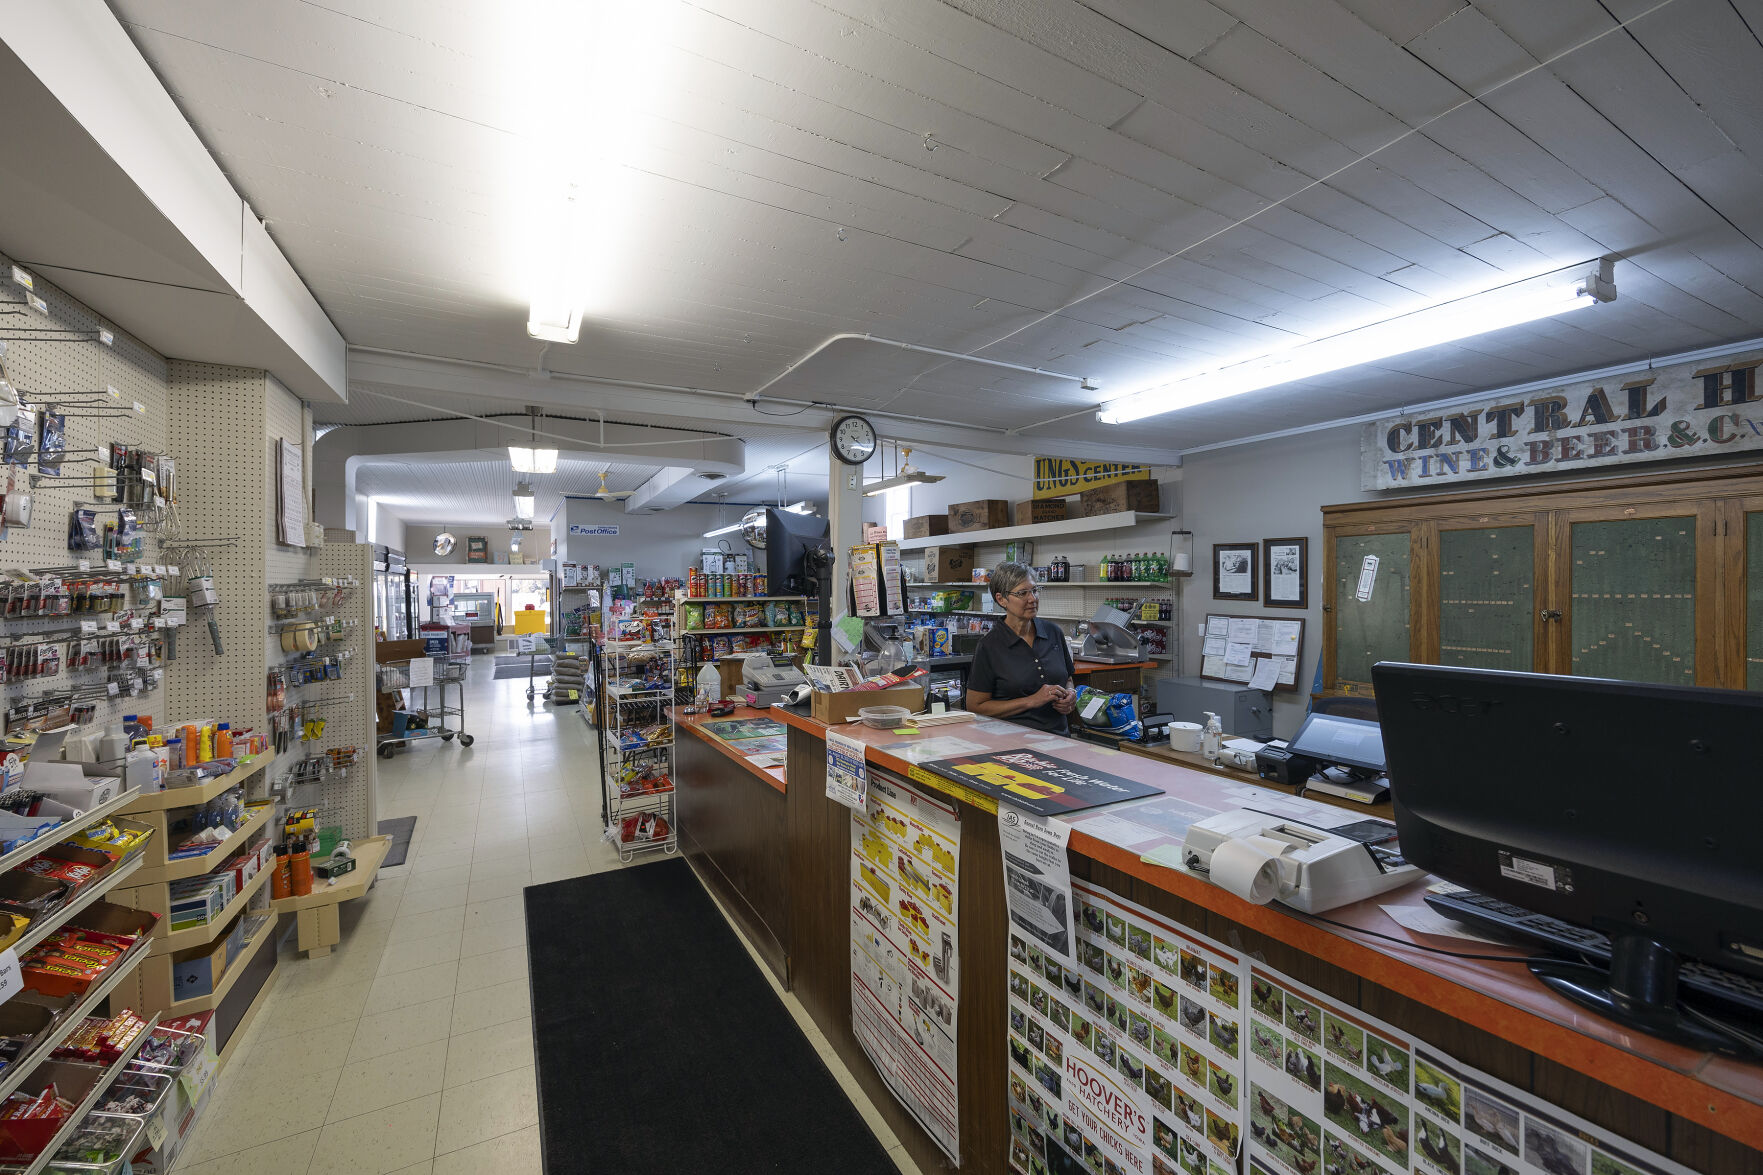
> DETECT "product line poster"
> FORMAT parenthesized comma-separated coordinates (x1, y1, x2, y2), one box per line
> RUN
(850, 773, 962, 1165)
(1240, 966, 1697, 1175)
(1007, 880, 1246, 1175)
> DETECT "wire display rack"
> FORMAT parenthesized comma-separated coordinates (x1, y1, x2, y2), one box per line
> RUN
(598, 640, 677, 862)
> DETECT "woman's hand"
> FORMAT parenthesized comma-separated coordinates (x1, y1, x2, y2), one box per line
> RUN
(1051, 685, 1077, 715)
(1029, 683, 1064, 710)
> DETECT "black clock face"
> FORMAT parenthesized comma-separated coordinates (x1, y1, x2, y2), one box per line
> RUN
(830, 414, 878, 465)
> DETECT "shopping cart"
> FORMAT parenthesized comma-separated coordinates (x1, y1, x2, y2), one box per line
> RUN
(376, 656, 473, 757)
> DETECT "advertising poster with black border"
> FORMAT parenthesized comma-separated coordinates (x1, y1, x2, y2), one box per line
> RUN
(1242, 965, 1696, 1175)
(851, 773, 962, 1165)
(1008, 880, 1246, 1175)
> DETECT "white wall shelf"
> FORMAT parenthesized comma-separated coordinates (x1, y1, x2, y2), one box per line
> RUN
(894, 511, 1175, 551)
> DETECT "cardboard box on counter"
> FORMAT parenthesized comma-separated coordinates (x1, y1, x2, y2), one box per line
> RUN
(811, 683, 926, 725)
(903, 515, 950, 539)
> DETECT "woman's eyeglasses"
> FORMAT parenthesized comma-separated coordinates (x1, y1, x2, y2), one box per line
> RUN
(1005, 587, 1041, 600)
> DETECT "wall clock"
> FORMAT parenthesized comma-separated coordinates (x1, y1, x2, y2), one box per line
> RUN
(829, 414, 878, 466)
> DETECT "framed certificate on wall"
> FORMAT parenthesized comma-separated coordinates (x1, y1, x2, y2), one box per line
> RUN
(1262, 537, 1308, 609)
(1213, 542, 1257, 601)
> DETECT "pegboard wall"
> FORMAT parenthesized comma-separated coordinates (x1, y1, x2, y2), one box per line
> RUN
(308, 542, 375, 841)
(0, 252, 173, 733)
(165, 362, 277, 734)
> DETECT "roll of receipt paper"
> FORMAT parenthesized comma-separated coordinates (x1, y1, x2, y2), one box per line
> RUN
(1207, 836, 1290, 905)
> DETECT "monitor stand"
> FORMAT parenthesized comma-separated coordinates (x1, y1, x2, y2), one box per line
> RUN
(1529, 935, 1759, 1059)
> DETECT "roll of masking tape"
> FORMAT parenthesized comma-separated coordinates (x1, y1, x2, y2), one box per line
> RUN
(1208, 836, 1289, 905)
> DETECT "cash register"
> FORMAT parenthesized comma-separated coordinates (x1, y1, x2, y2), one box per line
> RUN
(742, 654, 808, 707)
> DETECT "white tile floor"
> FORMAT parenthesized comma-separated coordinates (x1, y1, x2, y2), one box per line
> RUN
(173, 665, 925, 1174)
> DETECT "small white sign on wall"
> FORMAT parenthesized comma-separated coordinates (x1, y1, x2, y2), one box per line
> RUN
(569, 524, 619, 536)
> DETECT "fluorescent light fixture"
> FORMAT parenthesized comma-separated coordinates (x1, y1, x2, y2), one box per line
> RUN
(702, 521, 745, 539)
(863, 471, 944, 497)
(508, 446, 558, 474)
(509, 4, 679, 343)
(1097, 259, 1617, 425)
(784, 501, 816, 514)
(512, 481, 536, 521)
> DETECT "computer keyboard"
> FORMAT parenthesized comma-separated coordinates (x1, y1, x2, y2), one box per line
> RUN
(1424, 889, 1763, 1019)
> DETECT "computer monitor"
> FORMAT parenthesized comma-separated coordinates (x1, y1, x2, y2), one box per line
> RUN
(1372, 661, 1763, 1055)
(1286, 711, 1385, 775)
(764, 507, 829, 597)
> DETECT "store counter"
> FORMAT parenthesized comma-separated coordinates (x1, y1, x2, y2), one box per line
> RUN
(677, 706, 791, 980)
(674, 706, 1761, 1174)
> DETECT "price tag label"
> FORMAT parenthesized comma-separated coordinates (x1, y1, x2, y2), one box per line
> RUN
(105, 620, 119, 633)
(106, 559, 122, 572)
(146, 1113, 167, 1150)
(168, 566, 179, 577)
(106, 683, 118, 696)
(129, 618, 143, 631)
(104, 386, 120, 401)
(9, 266, 31, 291)
(76, 560, 90, 572)
(0, 949, 20, 1007)
(133, 401, 146, 415)
(26, 294, 46, 316)
(153, 565, 166, 576)
(79, 621, 96, 636)
(97, 329, 114, 348)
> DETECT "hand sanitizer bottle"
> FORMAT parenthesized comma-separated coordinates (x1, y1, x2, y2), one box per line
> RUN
(1201, 711, 1222, 761)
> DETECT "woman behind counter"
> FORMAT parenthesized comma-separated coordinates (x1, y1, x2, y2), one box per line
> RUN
(965, 562, 1077, 735)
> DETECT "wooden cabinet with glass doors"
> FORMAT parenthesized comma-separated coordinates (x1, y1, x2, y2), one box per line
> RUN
(1320, 464, 1763, 695)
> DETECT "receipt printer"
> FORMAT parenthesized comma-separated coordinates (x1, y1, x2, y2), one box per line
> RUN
(1255, 744, 1320, 787)
(742, 654, 807, 707)
(1180, 810, 1420, 913)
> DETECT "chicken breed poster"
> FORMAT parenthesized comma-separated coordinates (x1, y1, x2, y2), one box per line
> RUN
(851, 773, 962, 1165)
(1011, 883, 1698, 1175)
(1007, 880, 1246, 1175)
(1241, 965, 1695, 1175)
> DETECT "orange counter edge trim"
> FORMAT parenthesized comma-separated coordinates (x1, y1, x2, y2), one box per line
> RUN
(771, 707, 1762, 1152)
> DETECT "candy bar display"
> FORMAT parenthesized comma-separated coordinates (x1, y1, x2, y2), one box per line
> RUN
(46, 1111, 143, 1170)
(50, 1011, 148, 1065)
(93, 1069, 170, 1118)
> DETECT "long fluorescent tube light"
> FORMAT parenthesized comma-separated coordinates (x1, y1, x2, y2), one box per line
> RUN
(1097, 259, 1617, 425)
(863, 471, 944, 497)
(509, 446, 559, 474)
(512, 481, 536, 521)
(702, 521, 744, 539)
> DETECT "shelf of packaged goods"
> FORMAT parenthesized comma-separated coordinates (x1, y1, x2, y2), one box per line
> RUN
(118, 750, 278, 814)
(907, 581, 1177, 590)
(12, 854, 147, 960)
(0, 789, 143, 881)
(676, 594, 810, 603)
(0, 933, 156, 1101)
(9, 1011, 162, 1175)
(165, 910, 277, 1016)
(679, 626, 805, 636)
(152, 862, 272, 956)
(133, 803, 275, 888)
(0, 933, 154, 1105)
(270, 835, 390, 916)
(894, 510, 1175, 551)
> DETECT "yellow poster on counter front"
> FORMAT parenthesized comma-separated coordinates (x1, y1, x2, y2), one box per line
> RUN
(1033, 456, 1152, 499)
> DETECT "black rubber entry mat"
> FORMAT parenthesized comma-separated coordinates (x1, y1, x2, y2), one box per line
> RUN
(525, 859, 899, 1174)
(376, 816, 417, 867)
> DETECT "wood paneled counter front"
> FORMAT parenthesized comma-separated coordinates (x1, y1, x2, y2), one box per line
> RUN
(676, 706, 1762, 1175)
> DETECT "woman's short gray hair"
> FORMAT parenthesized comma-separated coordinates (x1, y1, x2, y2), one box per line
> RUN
(989, 562, 1037, 604)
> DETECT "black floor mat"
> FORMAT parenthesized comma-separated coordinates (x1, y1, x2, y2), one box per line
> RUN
(526, 860, 898, 1174)
(376, 816, 417, 867)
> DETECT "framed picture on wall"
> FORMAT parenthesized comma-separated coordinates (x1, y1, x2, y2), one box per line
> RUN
(1212, 542, 1258, 601)
(1262, 537, 1308, 609)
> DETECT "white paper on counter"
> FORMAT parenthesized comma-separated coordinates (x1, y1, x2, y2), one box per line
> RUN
(999, 806, 1078, 970)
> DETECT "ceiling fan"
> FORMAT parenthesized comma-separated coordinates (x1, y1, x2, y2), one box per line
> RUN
(591, 470, 634, 501)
